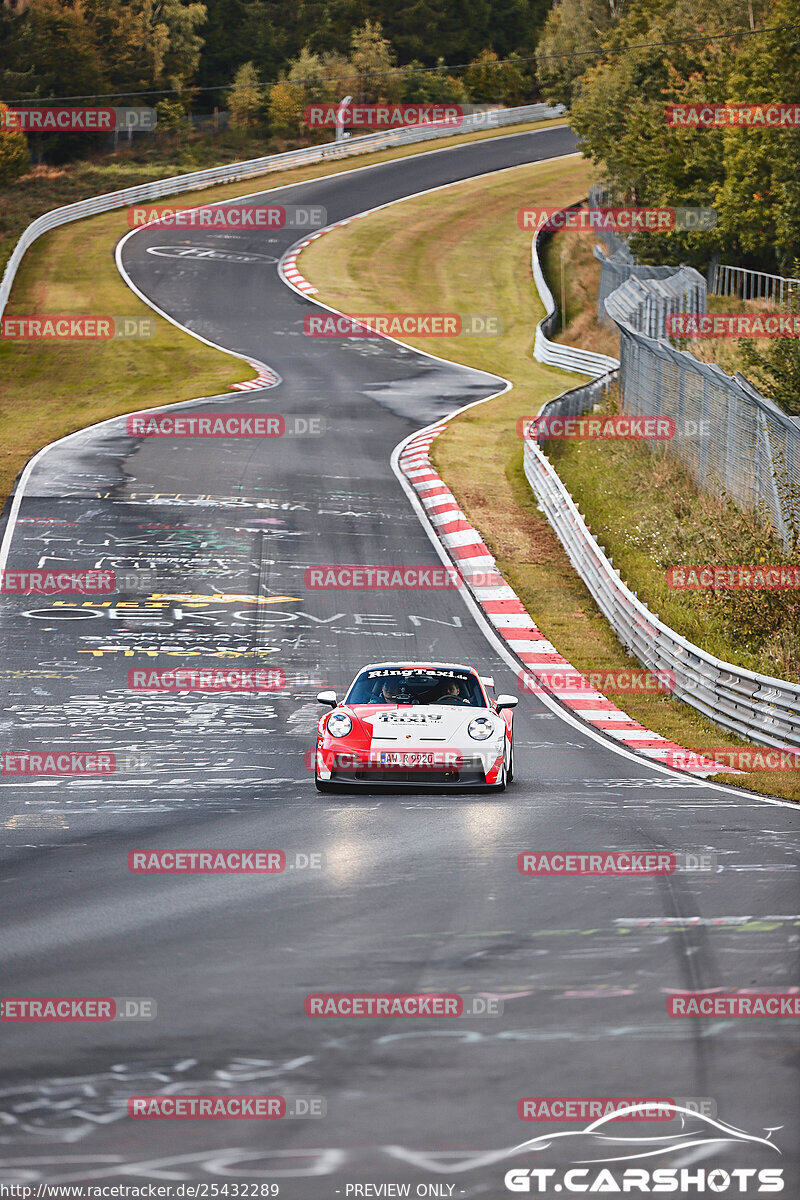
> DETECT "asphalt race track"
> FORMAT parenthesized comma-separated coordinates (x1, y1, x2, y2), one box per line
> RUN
(1, 126, 798, 1193)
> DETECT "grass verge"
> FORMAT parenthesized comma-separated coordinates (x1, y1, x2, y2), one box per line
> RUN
(299, 155, 798, 803)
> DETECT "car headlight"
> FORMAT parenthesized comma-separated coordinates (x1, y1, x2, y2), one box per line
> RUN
(327, 711, 353, 738)
(468, 716, 494, 741)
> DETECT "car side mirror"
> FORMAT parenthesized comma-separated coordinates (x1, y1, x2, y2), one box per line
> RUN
(496, 694, 518, 712)
(317, 690, 338, 708)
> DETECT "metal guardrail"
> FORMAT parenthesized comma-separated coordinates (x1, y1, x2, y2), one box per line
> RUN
(0, 103, 564, 319)
(531, 228, 620, 377)
(525, 220, 800, 750)
(709, 262, 800, 305)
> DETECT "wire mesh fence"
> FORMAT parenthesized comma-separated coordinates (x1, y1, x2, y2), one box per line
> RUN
(584, 188, 800, 550)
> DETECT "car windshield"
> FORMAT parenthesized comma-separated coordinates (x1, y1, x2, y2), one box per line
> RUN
(345, 668, 486, 707)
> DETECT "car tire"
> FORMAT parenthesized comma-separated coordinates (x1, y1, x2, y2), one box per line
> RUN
(506, 740, 514, 784)
(314, 777, 336, 793)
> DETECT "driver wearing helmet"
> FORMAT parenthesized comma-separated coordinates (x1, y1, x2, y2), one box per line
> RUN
(381, 678, 412, 704)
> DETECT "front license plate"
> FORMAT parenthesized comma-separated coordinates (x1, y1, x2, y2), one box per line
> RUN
(378, 751, 435, 767)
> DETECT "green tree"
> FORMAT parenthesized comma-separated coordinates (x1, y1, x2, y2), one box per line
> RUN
(713, 0, 800, 274)
(350, 20, 401, 102)
(0, 5, 39, 101)
(464, 48, 529, 104)
(0, 101, 29, 185)
(88, 0, 206, 94)
(154, 97, 190, 142)
(535, 0, 616, 108)
(398, 59, 468, 104)
(267, 47, 333, 137)
(227, 60, 265, 128)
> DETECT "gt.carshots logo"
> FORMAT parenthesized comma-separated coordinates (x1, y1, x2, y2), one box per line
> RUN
(504, 1107, 784, 1192)
(504, 1168, 784, 1193)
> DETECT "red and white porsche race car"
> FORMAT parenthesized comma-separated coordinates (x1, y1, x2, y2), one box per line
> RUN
(314, 662, 518, 791)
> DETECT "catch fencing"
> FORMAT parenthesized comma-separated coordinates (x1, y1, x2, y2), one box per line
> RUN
(591, 232, 800, 548)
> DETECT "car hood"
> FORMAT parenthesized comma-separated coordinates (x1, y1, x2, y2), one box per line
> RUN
(352, 704, 502, 744)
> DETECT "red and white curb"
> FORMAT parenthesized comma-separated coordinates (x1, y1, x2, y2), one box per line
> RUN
(280, 219, 361, 299)
(282, 239, 320, 294)
(231, 361, 280, 391)
(398, 424, 737, 779)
